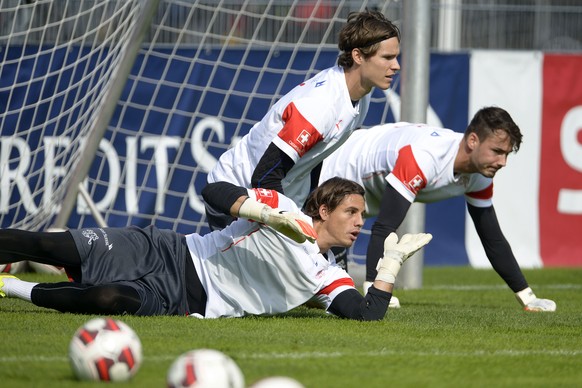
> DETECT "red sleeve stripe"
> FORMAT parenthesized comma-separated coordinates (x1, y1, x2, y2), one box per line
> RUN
(467, 183, 494, 200)
(279, 102, 323, 157)
(317, 277, 355, 296)
(391, 145, 427, 195)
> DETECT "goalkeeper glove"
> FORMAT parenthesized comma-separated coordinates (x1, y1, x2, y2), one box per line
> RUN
(375, 232, 432, 284)
(515, 287, 556, 312)
(238, 198, 317, 244)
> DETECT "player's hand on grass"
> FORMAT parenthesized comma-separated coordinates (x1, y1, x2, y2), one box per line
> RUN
(515, 287, 556, 312)
(523, 298, 556, 312)
(375, 232, 432, 284)
(238, 198, 317, 244)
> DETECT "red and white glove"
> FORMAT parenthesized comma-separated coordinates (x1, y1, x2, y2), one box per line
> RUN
(375, 232, 432, 284)
(238, 198, 317, 244)
(515, 287, 556, 312)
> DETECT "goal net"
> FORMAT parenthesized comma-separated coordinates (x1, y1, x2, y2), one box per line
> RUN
(0, 0, 157, 231)
(0, 0, 401, 262)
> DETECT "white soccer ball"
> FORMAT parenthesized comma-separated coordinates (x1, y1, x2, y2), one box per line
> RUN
(250, 376, 306, 388)
(0, 261, 28, 274)
(166, 349, 245, 388)
(68, 317, 142, 382)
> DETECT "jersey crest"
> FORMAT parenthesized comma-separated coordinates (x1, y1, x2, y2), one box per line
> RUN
(252, 188, 280, 208)
(408, 174, 425, 191)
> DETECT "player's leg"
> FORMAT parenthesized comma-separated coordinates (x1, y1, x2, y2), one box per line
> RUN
(32, 282, 144, 315)
(0, 276, 143, 315)
(0, 229, 81, 267)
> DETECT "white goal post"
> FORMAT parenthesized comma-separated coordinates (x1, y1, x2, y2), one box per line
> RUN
(0, 0, 406, 271)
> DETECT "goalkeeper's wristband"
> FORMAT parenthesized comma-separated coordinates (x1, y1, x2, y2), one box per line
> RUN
(238, 198, 269, 222)
(515, 287, 536, 307)
(375, 252, 404, 284)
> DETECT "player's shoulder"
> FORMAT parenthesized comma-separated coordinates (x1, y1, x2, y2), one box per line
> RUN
(365, 122, 448, 137)
(410, 126, 461, 153)
(311, 65, 343, 80)
(303, 66, 346, 92)
(399, 123, 458, 138)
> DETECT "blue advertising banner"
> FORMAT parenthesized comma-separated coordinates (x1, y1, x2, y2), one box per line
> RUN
(0, 47, 474, 266)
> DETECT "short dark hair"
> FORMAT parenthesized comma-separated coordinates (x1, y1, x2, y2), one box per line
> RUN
(337, 10, 400, 68)
(303, 177, 365, 221)
(465, 106, 523, 152)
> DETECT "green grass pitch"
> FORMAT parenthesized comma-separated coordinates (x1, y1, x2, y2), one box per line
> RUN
(1, 267, 581, 387)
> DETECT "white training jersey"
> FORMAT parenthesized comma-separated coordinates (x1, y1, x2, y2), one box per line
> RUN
(319, 123, 494, 216)
(185, 188, 356, 319)
(207, 66, 370, 207)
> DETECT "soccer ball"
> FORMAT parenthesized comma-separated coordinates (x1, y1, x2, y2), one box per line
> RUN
(68, 317, 142, 382)
(0, 261, 27, 274)
(166, 349, 245, 388)
(250, 376, 306, 388)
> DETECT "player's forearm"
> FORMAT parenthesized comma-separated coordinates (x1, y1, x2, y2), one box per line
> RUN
(202, 182, 248, 216)
(482, 238, 528, 292)
(328, 288, 390, 321)
(467, 204, 528, 292)
(250, 142, 295, 192)
(230, 196, 250, 217)
(365, 184, 411, 280)
(366, 232, 388, 281)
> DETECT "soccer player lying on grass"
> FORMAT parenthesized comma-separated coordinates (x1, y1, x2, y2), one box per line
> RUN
(0, 177, 431, 320)
(317, 107, 556, 312)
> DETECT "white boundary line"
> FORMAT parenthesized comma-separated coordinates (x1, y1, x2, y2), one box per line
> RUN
(419, 283, 582, 291)
(2, 348, 582, 363)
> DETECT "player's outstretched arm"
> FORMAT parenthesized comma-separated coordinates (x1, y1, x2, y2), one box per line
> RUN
(467, 204, 556, 312)
(237, 197, 317, 244)
(365, 184, 412, 282)
(203, 182, 317, 243)
(329, 232, 432, 321)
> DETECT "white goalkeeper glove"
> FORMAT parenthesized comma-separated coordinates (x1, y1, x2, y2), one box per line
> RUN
(375, 232, 433, 284)
(238, 198, 317, 244)
(515, 287, 556, 312)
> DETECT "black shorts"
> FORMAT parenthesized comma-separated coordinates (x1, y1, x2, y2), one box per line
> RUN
(69, 226, 194, 316)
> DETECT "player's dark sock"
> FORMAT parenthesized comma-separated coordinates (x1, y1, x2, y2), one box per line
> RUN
(31, 283, 142, 315)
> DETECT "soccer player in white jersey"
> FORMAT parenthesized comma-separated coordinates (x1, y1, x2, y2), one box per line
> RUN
(206, 10, 401, 230)
(318, 107, 556, 312)
(0, 178, 431, 320)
